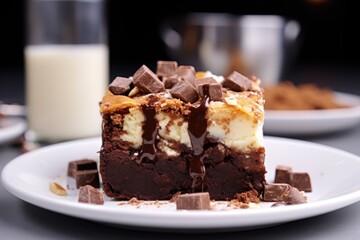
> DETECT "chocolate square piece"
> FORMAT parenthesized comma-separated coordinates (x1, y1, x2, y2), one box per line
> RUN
(263, 183, 291, 202)
(290, 172, 312, 192)
(199, 83, 222, 101)
(223, 71, 253, 92)
(170, 81, 199, 103)
(176, 65, 196, 86)
(109, 77, 133, 95)
(163, 77, 179, 89)
(176, 192, 211, 210)
(274, 165, 292, 184)
(67, 159, 98, 178)
(264, 183, 307, 204)
(133, 65, 165, 93)
(78, 185, 104, 205)
(156, 61, 178, 77)
(74, 170, 100, 189)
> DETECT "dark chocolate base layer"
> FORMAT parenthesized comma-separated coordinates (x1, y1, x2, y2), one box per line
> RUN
(100, 140, 266, 200)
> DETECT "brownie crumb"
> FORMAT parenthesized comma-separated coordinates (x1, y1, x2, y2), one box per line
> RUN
(234, 189, 260, 204)
(169, 191, 181, 203)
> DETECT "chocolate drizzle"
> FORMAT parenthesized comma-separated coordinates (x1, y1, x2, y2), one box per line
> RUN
(188, 96, 210, 191)
(138, 105, 158, 164)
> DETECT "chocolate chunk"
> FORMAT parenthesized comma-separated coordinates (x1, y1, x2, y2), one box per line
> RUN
(170, 81, 199, 103)
(176, 192, 211, 210)
(163, 77, 179, 89)
(286, 186, 307, 204)
(73, 170, 100, 189)
(264, 183, 307, 205)
(67, 159, 98, 178)
(199, 83, 222, 101)
(133, 65, 165, 93)
(176, 65, 196, 86)
(263, 183, 292, 202)
(109, 77, 133, 95)
(274, 165, 292, 184)
(223, 71, 253, 92)
(78, 185, 104, 205)
(194, 77, 217, 89)
(208, 143, 226, 164)
(290, 172, 312, 192)
(156, 60, 178, 77)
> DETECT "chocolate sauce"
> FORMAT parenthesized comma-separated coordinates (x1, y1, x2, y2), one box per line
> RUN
(188, 96, 209, 191)
(138, 105, 158, 164)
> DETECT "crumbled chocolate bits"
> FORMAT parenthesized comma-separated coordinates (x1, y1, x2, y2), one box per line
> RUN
(274, 165, 292, 184)
(170, 81, 199, 103)
(78, 185, 104, 205)
(133, 65, 165, 93)
(109, 76, 133, 95)
(274, 165, 312, 192)
(176, 65, 196, 86)
(156, 60, 178, 77)
(67, 159, 100, 189)
(176, 192, 211, 210)
(263, 183, 307, 204)
(234, 190, 260, 204)
(223, 71, 253, 92)
(169, 191, 181, 203)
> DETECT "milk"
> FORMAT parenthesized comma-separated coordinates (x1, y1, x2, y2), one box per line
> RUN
(25, 44, 108, 142)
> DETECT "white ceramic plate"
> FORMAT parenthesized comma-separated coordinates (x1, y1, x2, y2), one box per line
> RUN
(0, 117, 27, 145)
(2, 137, 360, 232)
(264, 92, 360, 136)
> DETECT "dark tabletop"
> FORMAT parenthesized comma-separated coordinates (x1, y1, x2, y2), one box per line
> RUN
(1, 65, 360, 239)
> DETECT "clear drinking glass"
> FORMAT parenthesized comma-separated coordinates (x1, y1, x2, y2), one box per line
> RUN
(25, 0, 109, 142)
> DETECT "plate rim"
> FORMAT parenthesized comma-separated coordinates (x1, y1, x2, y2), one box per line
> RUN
(2, 136, 360, 231)
(0, 117, 27, 145)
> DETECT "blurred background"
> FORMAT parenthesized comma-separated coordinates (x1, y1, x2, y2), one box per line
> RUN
(0, 0, 358, 104)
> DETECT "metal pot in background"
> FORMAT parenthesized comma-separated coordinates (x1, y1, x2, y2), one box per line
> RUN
(160, 13, 300, 86)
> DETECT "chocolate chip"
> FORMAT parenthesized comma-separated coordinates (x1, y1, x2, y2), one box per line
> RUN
(133, 65, 165, 93)
(109, 77, 133, 95)
(156, 60, 178, 77)
(67, 159, 98, 178)
(176, 192, 211, 210)
(274, 165, 292, 184)
(162, 77, 179, 89)
(78, 185, 104, 205)
(263, 183, 292, 202)
(290, 172, 312, 192)
(170, 81, 199, 103)
(223, 71, 253, 92)
(176, 65, 196, 86)
(199, 83, 222, 101)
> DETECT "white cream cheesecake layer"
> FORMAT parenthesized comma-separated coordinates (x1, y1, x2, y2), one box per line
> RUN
(119, 101, 264, 156)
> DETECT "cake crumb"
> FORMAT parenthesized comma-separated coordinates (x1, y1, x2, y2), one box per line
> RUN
(169, 191, 181, 202)
(234, 190, 260, 204)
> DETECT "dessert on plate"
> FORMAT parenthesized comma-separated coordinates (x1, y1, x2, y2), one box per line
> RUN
(99, 61, 266, 200)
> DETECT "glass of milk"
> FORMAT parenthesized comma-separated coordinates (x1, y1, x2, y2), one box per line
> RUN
(25, 0, 109, 142)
